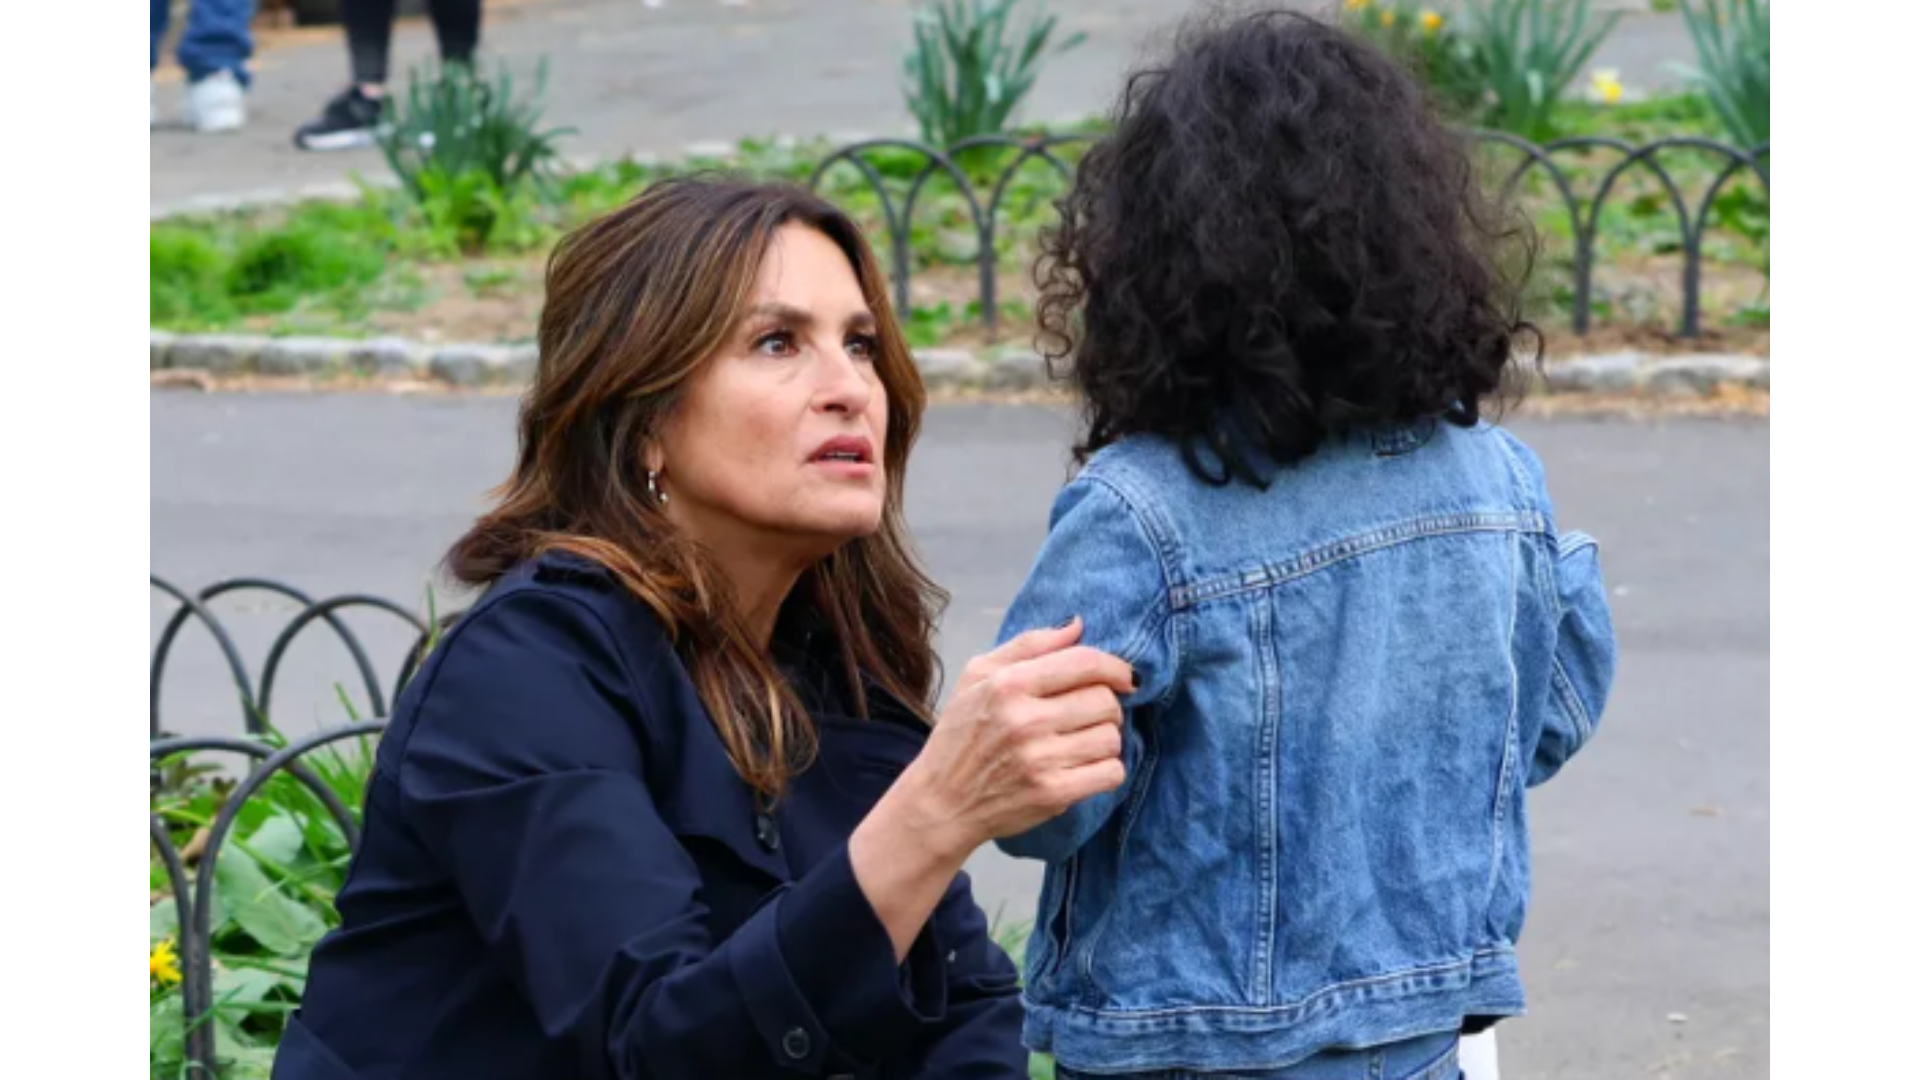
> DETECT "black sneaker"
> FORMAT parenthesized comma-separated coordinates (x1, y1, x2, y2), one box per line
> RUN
(293, 87, 385, 152)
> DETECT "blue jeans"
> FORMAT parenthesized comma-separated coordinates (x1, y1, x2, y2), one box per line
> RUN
(151, 0, 254, 85)
(1055, 1030, 1462, 1080)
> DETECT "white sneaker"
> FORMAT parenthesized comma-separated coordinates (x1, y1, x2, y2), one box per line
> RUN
(186, 70, 247, 133)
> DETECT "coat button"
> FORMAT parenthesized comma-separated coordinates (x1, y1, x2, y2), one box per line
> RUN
(781, 1026, 811, 1060)
(754, 813, 781, 852)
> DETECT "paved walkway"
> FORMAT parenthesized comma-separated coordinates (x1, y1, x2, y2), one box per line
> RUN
(151, 0, 1697, 210)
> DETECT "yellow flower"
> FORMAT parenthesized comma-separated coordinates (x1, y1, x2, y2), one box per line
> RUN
(1589, 68, 1625, 105)
(150, 939, 181, 986)
(1344, 0, 1370, 10)
(1380, 8, 1397, 28)
(1420, 10, 1444, 33)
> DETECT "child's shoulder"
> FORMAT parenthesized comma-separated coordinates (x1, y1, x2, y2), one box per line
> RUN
(1060, 436, 1209, 529)
(1079, 434, 1187, 483)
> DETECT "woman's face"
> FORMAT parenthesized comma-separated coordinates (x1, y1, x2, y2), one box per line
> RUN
(653, 223, 890, 562)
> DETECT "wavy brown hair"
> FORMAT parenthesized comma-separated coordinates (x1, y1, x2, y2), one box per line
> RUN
(448, 177, 946, 799)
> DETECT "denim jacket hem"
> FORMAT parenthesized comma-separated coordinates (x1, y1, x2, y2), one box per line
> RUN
(1022, 947, 1524, 1074)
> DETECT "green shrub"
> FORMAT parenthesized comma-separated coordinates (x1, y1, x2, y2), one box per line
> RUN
(902, 0, 1086, 149)
(380, 60, 571, 252)
(1672, 0, 1768, 147)
(403, 166, 546, 258)
(1461, 0, 1622, 142)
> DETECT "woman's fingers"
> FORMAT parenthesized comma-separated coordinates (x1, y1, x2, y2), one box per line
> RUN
(953, 618, 1091, 697)
(1038, 712, 1124, 768)
(1053, 757, 1128, 806)
(1007, 644, 1135, 701)
(972, 617, 1083, 676)
(1030, 683, 1124, 738)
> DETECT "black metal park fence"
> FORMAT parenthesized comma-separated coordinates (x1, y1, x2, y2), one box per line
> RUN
(151, 575, 435, 1074)
(804, 131, 1770, 340)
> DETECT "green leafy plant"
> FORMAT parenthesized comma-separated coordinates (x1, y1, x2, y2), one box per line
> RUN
(1340, 2, 1485, 120)
(1671, 0, 1768, 147)
(151, 720, 377, 1080)
(381, 60, 571, 197)
(1461, 0, 1623, 141)
(405, 165, 546, 258)
(902, 0, 1087, 149)
(379, 60, 572, 253)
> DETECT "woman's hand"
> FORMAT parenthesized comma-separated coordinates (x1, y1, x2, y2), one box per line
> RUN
(848, 618, 1132, 958)
(914, 617, 1134, 848)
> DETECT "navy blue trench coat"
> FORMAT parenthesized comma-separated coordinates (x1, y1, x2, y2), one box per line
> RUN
(272, 552, 1025, 1079)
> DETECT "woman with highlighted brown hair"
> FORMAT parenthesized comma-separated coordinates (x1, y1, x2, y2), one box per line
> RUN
(272, 178, 1132, 1079)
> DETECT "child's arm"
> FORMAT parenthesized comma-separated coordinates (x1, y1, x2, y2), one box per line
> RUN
(1528, 529, 1617, 786)
(992, 476, 1177, 862)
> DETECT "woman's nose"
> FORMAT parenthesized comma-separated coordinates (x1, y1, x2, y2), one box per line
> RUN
(816, 347, 874, 415)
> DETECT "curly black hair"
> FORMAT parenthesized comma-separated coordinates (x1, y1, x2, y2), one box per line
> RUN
(1035, 8, 1540, 485)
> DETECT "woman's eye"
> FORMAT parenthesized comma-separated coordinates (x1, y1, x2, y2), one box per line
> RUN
(753, 330, 797, 357)
(847, 333, 878, 360)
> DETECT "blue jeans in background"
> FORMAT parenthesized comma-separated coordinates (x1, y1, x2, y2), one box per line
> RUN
(151, 0, 254, 86)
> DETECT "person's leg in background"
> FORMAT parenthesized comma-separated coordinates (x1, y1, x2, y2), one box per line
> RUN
(295, 0, 484, 151)
(173, 0, 255, 133)
(294, 0, 395, 150)
(344, 0, 401, 89)
(428, 0, 483, 68)
(151, 0, 171, 126)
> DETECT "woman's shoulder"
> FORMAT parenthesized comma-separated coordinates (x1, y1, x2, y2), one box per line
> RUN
(385, 552, 680, 751)
(448, 550, 672, 663)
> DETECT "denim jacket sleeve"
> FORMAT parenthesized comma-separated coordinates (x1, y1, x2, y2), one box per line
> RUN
(396, 589, 944, 1078)
(992, 474, 1178, 863)
(1529, 528, 1618, 786)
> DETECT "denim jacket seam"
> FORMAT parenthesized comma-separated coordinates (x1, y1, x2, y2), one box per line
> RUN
(1250, 596, 1280, 1005)
(1078, 469, 1188, 703)
(1489, 424, 1549, 523)
(1074, 721, 1162, 992)
(1548, 532, 1599, 742)
(1549, 654, 1594, 745)
(1168, 512, 1548, 610)
(1483, 531, 1523, 913)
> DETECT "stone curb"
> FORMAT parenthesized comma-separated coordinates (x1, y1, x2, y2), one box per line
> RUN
(1536, 350, 1769, 396)
(151, 330, 1768, 398)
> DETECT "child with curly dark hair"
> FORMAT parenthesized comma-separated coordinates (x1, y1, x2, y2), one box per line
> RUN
(993, 10, 1617, 1080)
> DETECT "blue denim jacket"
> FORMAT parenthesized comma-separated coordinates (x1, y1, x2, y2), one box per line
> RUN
(994, 419, 1616, 1074)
